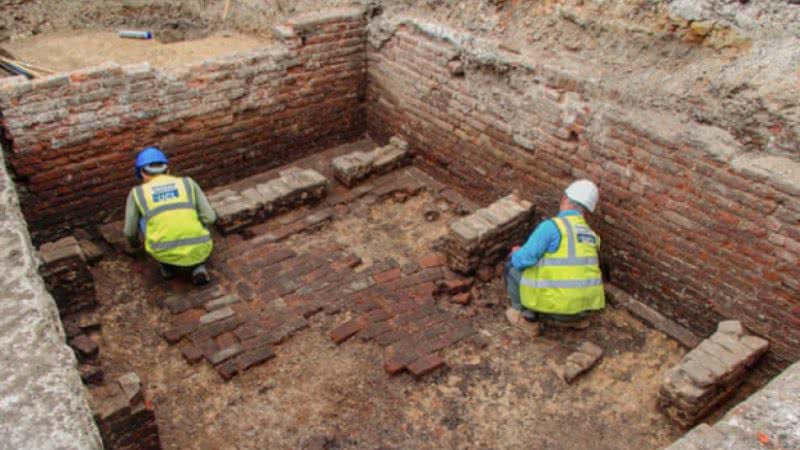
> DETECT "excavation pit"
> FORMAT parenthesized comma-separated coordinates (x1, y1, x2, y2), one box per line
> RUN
(77, 140, 689, 449)
(1, 4, 799, 450)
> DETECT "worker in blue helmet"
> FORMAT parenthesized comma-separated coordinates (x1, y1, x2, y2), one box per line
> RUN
(124, 146, 217, 285)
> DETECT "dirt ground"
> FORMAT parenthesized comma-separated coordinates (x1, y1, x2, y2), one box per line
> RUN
(86, 173, 688, 450)
(3, 31, 268, 73)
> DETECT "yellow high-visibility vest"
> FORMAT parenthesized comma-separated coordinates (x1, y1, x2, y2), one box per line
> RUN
(132, 175, 213, 267)
(520, 214, 605, 315)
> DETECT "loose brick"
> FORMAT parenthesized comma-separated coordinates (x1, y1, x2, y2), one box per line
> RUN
(266, 316, 310, 344)
(407, 354, 445, 377)
(215, 332, 239, 349)
(70, 335, 99, 360)
(236, 281, 256, 301)
(383, 346, 420, 374)
(162, 323, 197, 345)
(193, 285, 228, 306)
(441, 277, 474, 295)
(79, 364, 104, 385)
(364, 308, 392, 323)
(173, 308, 206, 326)
(163, 295, 192, 314)
(447, 324, 476, 344)
(330, 319, 364, 344)
(375, 330, 410, 347)
(419, 253, 447, 269)
(450, 293, 471, 305)
(237, 345, 276, 371)
(373, 268, 402, 284)
(181, 345, 204, 364)
(358, 322, 393, 341)
(190, 316, 246, 343)
(340, 254, 363, 269)
(234, 323, 267, 341)
(204, 295, 241, 311)
(197, 340, 220, 361)
(217, 360, 239, 381)
(419, 336, 451, 355)
(208, 344, 243, 365)
(199, 307, 235, 325)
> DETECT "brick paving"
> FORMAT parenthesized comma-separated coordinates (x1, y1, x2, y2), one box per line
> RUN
(148, 143, 482, 381)
(158, 233, 478, 381)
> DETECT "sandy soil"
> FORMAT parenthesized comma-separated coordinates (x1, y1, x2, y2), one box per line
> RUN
(87, 182, 687, 450)
(3, 31, 268, 72)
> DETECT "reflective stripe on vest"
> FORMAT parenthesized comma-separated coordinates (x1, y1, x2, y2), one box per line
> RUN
(149, 234, 212, 251)
(132, 175, 212, 267)
(519, 215, 605, 315)
(521, 278, 603, 288)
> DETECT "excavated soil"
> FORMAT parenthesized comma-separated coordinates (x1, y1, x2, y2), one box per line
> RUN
(87, 182, 686, 450)
(3, 31, 268, 73)
(4, 1, 797, 156)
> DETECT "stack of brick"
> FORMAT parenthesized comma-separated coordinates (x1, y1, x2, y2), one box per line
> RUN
(659, 320, 769, 427)
(331, 136, 409, 187)
(38, 236, 97, 316)
(208, 167, 329, 234)
(442, 194, 535, 274)
(89, 372, 161, 450)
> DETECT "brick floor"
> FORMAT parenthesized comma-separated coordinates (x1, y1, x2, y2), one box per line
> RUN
(148, 149, 480, 381)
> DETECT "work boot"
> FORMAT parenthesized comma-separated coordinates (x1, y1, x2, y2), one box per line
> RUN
(191, 264, 210, 286)
(543, 317, 591, 330)
(505, 307, 540, 336)
(159, 264, 176, 280)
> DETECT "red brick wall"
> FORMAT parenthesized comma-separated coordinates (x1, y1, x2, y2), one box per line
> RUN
(0, 7, 366, 242)
(366, 25, 800, 371)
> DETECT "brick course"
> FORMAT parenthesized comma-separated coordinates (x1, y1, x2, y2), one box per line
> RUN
(365, 22, 800, 371)
(659, 321, 769, 427)
(0, 7, 367, 243)
(38, 235, 97, 316)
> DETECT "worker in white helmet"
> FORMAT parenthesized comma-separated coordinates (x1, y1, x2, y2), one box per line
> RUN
(505, 179, 605, 333)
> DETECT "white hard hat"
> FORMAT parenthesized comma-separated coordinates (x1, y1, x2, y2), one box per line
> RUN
(565, 179, 599, 213)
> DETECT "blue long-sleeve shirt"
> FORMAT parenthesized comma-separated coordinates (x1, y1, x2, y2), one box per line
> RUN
(510, 210, 582, 270)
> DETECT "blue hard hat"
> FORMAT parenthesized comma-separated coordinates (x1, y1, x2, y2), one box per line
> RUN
(135, 146, 168, 179)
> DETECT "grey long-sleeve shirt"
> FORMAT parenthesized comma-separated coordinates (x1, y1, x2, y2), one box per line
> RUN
(123, 177, 217, 245)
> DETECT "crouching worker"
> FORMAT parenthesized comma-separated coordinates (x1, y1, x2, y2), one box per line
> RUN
(123, 146, 216, 285)
(505, 179, 605, 332)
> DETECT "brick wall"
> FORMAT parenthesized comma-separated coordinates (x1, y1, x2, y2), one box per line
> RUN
(0, 7, 366, 242)
(366, 22, 800, 372)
